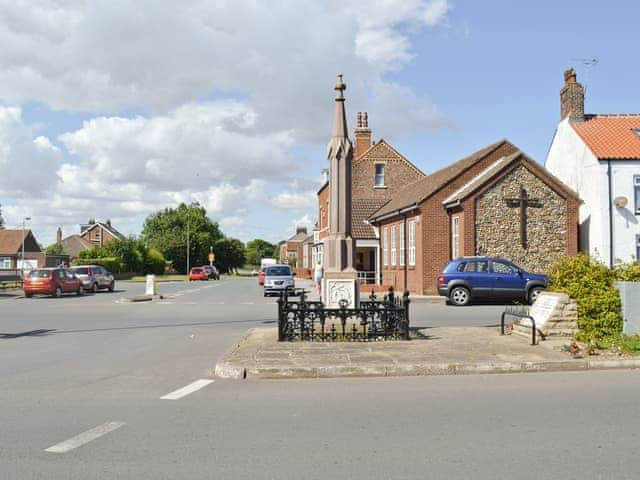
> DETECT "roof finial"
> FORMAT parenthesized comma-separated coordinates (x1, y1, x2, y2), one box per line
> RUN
(334, 74, 346, 101)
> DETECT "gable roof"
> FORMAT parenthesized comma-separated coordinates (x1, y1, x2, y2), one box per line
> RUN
(355, 139, 425, 177)
(82, 221, 125, 240)
(0, 229, 41, 254)
(369, 139, 514, 222)
(352, 198, 389, 239)
(442, 151, 580, 207)
(571, 114, 640, 160)
(60, 234, 94, 258)
(287, 231, 309, 242)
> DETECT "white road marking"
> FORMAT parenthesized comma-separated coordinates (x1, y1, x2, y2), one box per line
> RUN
(45, 421, 125, 453)
(160, 379, 215, 400)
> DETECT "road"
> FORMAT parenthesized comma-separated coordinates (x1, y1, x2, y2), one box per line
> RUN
(1, 277, 639, 479)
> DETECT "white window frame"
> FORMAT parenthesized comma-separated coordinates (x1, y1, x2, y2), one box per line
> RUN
(383, 227, 388, 266)
(634, 175, 640, 215)
(391, 225, 397, 266)
(0, 257, 11, 269)
(408, 221, 416, 266)
(451, 216, 460, 259)
(374, 163, 385, 187)
(399, 222, 405, 266)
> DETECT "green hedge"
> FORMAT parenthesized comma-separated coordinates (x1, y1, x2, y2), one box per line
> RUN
(547, 254, 622, 340)
(71, 256, 124, 274)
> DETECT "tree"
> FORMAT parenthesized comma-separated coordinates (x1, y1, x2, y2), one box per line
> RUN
(214, 237, 245, 273)
(245, 239, 276, 266)
(45, 243, 64, 255)
(273, 241, 285, 261)
(0, 203, 4, 228)
(141, 202, 224, 273)
(104, 236, 144, 272)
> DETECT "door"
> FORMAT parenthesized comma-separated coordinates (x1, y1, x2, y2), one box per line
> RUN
(490, 260, 526, 300)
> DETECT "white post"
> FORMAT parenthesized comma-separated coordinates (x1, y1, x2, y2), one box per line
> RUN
(375, 243, 381, 285)
(21, 216, 31, 275)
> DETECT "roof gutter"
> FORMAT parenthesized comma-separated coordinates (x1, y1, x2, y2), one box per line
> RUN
(368, 204, 418, 224)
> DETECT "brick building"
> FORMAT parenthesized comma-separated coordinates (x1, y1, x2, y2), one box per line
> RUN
(0, 229, 45, 269)
(314, 112, 426, 284)
(58, 219, 124, 259)
(279, 227, 309, 268)
(368, 139, 581, 294)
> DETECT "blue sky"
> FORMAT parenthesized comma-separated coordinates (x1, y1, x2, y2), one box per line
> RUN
(0, 1, 638, 246)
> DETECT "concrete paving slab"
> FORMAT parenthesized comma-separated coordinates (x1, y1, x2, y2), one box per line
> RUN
(214, 326, 620, 380)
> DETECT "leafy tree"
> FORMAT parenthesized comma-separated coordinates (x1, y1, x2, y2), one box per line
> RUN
(79, 247, 110, 259)
(0, 203, 3, 228)
(245, 238, 276, 266)
(141, 202, 223, 273)
(214, 237, 245, 274)
(273, 240, 285, 261)
(45, 243, 64, 255)
(104, 236, 144, 272)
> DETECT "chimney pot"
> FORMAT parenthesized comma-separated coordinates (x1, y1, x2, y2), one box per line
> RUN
(357, 112, 362, 128)
(363, 112, 368, 128)
(56, 227, 62, 244)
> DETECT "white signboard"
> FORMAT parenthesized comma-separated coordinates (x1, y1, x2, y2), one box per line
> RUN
(522, 294, 559, 329)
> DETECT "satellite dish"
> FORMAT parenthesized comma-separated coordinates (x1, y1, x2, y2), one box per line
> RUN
(614, 196, 628, 208)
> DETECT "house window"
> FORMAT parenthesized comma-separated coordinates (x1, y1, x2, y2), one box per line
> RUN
(408, 221, 416, 266)
(399, 222, 405, 266)
(451, 216, 460, 259)
(383, 227, 389, 266)
(375, 163, 385, 187)
(0, 257, 11, 269)
(634, 176, 640, 215)
(391, 225, 397, 266)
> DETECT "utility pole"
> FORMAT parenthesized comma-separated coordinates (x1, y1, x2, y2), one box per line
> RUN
(186, 210, 190, 275)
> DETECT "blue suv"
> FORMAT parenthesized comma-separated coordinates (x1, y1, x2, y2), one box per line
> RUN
(437, 257, 548, 306)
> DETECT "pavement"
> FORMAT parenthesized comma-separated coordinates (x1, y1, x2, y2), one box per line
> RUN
(215, 326, 640, 379)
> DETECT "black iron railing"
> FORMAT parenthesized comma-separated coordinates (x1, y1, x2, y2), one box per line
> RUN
(277, 289, 410, 342)
(501, 305, 537, 346)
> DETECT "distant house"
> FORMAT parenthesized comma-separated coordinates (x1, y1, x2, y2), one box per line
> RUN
(58, 219, 125, 259)
(280, 227, 309, 268)
(0, 229, 45, 269)
(546, 68, 640, 266)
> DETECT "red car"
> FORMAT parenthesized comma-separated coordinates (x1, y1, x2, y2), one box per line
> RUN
(24, 268, 83, 298)
(189, 267, 208, 281)
(258, 269, 265, 285)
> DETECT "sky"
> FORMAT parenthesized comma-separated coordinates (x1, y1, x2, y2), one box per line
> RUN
(1, 0, 639, 246)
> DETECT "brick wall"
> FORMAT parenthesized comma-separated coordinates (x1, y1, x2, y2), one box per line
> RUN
(379, 214, 423, 293)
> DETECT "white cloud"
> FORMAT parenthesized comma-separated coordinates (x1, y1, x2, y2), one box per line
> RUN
(0, 106, 61, 196)
(0, 0, 452, 244)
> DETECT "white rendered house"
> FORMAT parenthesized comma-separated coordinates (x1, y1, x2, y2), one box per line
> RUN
(546, 69, 640, 266)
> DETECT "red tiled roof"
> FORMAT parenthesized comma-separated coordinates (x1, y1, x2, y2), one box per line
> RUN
(571, 115, 640, 160)
(352, 198, 389, 239)
(0, 229, 37, 254)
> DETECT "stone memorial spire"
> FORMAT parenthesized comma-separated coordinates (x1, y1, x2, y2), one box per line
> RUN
(322, 74, 359, 307)
(325, 74, 355, 274)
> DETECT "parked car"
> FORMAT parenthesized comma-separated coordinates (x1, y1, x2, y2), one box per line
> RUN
(201, 265, 220, 280)
(258, 268, 265, 285)
(437, 257, 548, 306)
(70, 265, 115, 293)
(263, 264, 295, 296)
(24, 268, 83, 298)
(189, 267, 208, 281)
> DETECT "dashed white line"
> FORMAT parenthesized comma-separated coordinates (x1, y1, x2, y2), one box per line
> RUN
(160, 379, 215, 400)
(45, 421, 125, 453)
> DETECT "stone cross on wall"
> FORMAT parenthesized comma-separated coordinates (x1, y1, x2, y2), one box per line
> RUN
(504, 186, 543, 248)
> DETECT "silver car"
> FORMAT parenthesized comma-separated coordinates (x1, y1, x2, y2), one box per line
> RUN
(71, 265, 115, 293)
(263, 264, 295, 297)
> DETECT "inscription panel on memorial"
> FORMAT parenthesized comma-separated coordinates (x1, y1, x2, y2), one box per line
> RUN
(521, 293, 559, 328)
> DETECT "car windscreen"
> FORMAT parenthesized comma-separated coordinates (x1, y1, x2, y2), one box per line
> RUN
(266, 266, 291, 276)
(28, 270, 51, 278)
(191, 268, 203, 273)
(72, 267, 89, 275)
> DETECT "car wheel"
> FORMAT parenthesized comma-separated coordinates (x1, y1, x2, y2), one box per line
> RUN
(54, 286, 62, 298)
(108, 281, 115, 292)
(91, 282, 98, 294)
(449, 286, 470, 306)
(25, 292, 33, 298)
(77, 286, 84, 296)
(528, 287, 544, 305)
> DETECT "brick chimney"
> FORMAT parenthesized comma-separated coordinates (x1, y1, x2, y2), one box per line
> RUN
(354, 111, 372, 159)
(56, 227, 62, 244)
(560, 68, 584, 122)
(296, 226, 308, 236)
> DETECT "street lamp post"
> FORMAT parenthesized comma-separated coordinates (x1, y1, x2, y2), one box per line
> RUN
(21, 216, 31, 276)
(186, 212, 190, 275)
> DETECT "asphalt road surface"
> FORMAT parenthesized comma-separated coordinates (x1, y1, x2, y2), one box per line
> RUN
(1, 277, 639, 479)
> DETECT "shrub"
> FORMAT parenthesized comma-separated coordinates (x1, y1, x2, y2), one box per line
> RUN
(144, 247, 166, 275)
(614, 261, 640, 282)
(547, 253, 622, 340)
(79, 247, 109, 259)
(71, 256, 123, 273)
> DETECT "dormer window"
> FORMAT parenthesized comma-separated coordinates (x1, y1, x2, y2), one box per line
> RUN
(375, 163, 385, 187)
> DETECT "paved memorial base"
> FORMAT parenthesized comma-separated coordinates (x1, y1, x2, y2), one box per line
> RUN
(213, 327, 640, 379)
